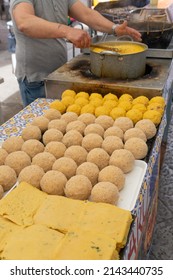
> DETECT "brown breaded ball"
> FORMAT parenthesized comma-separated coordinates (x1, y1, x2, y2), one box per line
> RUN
(66, 120, 86, 135)
(43, 108, 61, 121)
(21, 139, 45, 158)
(0, 185, 4, 199)
(0, 148, 8, 165)
(32, 152, 56, 172)
(87, 148, 109, 170)
(95, 115, 114, 130)
(5, 151, 31, 176)
(109, 149, 135, 173)
(102, 136, 124, 155)
(64, 145, 87, 166)
(124, 137, 148, 160)
(45, 141, 66, 159)
(82, 133, 103, 152)
(90, 182, 119, 205)
(42, 128, 63, 145)
(76, 162, 99, 186)
(60, 112, 78, 124)
(2, 136, 24, 153)
(78, 113, 96, 125)
(21, 125, 42, 141)
(114, 117, 134, 132)
(98, 165, 125, 191)
(84, 123, 104, 137)
(0, 165, 17, 191)
(40, 170, 67, 195)
(135, 119, 157, 139)
(18, 165, 45, 189)
(62, 130, 83, 147)
(104, 125, 124, 140)
(48, 119, 67, 134)
(52, 157, 77, 179)
(124, 127, 147, 142)
(64, 175, 92, 200)
(31, 116, 49, 133)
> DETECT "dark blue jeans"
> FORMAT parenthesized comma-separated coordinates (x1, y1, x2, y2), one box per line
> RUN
(18, 77, 46, 107)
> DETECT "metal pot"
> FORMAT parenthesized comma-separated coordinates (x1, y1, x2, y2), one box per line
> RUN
(90, 41, 148, 80)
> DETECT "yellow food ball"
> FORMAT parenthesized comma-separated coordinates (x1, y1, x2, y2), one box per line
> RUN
(89, 98, 103, 107)
(61, 89, 76, 99)
(132, 96, 149, 106)
(110, 107, 126, 120)
(132, 103, 147, 114)
(81, 104, 95, 114)
(66, 104, 81, 115)
(118, 93, 133, 103)
(89, 93, 103, 100)
(149, 96, 165, 107)
(126, 109, 143, 124)
(143, 110, 162, 126)
(61, 96, 75, 107)
(103, 100, 118, 111)
(147, 103, 164, 115)
(118, 101, 132, 112)
(103, 93, 118, 102)
(75, 91, 89, 100)
(75, 97, 89, 107)
(95, 106, 109, 117)
(50, 100, 66, 114)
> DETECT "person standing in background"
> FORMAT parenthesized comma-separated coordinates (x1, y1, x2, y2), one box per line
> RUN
(10, 0, 141, 107)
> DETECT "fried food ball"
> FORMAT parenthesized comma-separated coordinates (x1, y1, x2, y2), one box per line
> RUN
(89, 98, 103, 108)
(2, 136, 24, 153)
(89, 93, 103, 100)
(0, 148, 8, 165)
(95, 106, 109, 117)
(126, 109, 143, 124)
(31, 116, 49, 133)
(135, 119, 157, 139)
(132, 103, 147, 114)
(132, 96, 149, 106)
(143, 110, 162, 126)
(64, 145, 87, 166)
(90, 182, 119, 205)
(147, 103, 164, 115)
(0, 185, 4, 199)
(98, 165, 125, 191)
(48, 119, 67, 134)
(109, 149, 135, 173)
(103, 93, 118, 102)
(52, 157, 77, 179)
(21, 139, 45, 158)
(124, 137, 148, 160)
(75, 91, 89, 100)
(0, 165, 17, 191)
(117, 100, 132, 112)
(43, 108, 61, 121)
(21, 125, 42, 141)
(50, 100, 66, 114)
(64, 175, 92, 200)
(78, 113, 96, 125)
(66, 120, 86, 135)
(45, 141, 66, 159)
(104, 125, 124, 140)
(62, 130, 83, 147)
(102, 136, 124, 155)
(118, 93, 133, 103)
(61, 89, 76, 99)
(74, 97, 89, 107)
(42, 128, 63, 145)
(66, 104, 81, 115)
(18, 165, 45, 189)
(149, 96, 165, 107)
(5, 151, 31, 176)
(60, 111, 78, 124)
(82, 133, 103, 152)
(61, 96, 75, 107)
(76, 162, 99, 186)
(32, 152, 56, 172)
(95, 115, 114, 130)
(124, 127, 147, 142)
(113, 117, 134, 133)
(87, 148, 109, 170)
(40, 170, 67, 195)
(103, 100, 118, 112)
(110, 107, 126, 120)
(80, 104, 95, 114)
(84, 123, 104, 137)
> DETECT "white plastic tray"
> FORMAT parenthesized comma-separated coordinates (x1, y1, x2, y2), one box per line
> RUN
(117, 160, 147, 211)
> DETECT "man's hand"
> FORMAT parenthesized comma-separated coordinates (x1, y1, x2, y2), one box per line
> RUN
(66, 27, 91, 48)
(115, 21, 142, 41)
